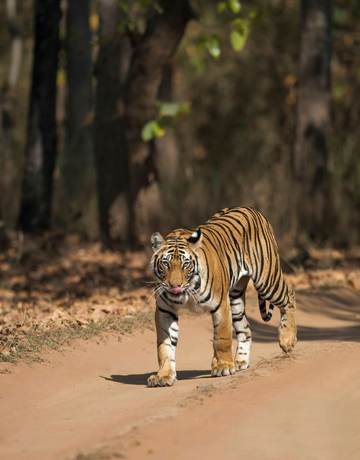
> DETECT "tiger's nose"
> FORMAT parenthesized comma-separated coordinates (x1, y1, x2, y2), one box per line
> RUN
(169, 285, 183, 294)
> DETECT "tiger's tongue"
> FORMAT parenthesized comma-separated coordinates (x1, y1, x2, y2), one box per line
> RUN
(169, 286, 183, 294)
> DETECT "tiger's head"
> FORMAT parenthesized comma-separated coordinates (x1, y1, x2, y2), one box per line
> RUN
(150, 229, 203, 305)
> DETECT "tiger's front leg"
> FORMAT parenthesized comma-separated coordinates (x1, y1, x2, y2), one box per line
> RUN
(230, 276, 252, 371)
(211, 297, 236, 377)
(147, 306, 179, 387)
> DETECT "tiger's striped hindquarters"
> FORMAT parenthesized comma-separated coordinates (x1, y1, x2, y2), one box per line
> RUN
(147, 206, 297, 387)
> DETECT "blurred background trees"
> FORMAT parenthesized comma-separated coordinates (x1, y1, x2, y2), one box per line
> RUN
(294, 0, 332, 242)
(0, 0, 359, 252)
(18, 0, 61, 232)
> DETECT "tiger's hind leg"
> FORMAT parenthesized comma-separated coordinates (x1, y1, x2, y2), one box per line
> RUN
(230, 276, 252, 371)
(278, 288, 297, 352)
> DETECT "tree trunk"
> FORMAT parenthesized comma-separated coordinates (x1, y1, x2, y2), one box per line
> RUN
(125, 0, 194, 248)
(62, 0, 96, 233)
(293, 0, 333, 241)
(155, 63, 181, 229)
(18, 0, 61, 232)
(0, 208, 8, 249)
(94, 0, 131, 244)
(0, 0, 23, 229)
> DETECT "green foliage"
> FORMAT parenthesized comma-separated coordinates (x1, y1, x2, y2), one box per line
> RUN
(141, 102, 191, 142)
(118, 0, 254, 58)
(217, 0, 241, 14)
(118, 0, 163, 34)
(197, 33, 222, 59)
(159, 102, 190, 117)
(228, 0, 241, 14)
(230, 18, 249, 51)
(217, 2, 228, 13)
(333, 7, 349, 27)
(196, 2, 272, 59)
(141, 121, 165, 142)
(118, 0, 130, 13)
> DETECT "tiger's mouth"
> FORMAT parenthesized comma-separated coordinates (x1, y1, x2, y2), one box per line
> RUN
(168, 286, 183, 295)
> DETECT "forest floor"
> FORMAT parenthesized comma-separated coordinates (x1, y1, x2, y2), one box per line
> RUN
(1, 233, 360, 460)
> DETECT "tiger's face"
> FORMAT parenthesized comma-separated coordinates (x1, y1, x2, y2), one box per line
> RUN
(150, 230, 202, 305)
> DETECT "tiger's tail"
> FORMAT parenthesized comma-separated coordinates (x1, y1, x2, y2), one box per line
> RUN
(258, 295, 274, 322)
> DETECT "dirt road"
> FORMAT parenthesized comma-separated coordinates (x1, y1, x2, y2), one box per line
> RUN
(1, 286, 360, 460)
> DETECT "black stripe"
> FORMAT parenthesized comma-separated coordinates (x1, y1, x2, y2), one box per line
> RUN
(157, 306, 178, 321)
(210, 299, 222, 314)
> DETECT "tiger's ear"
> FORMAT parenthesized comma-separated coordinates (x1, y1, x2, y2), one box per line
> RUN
(151, 232, 165, 252)
(187, 229, 202, 249)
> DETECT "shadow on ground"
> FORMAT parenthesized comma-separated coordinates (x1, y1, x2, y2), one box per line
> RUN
(248, 319, 360, 343)
(100, 370, 211, 386)
(102, 287, 360, 387)
(246, 287, 360, 344)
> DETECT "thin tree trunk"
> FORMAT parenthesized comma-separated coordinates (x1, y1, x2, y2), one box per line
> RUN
(18, 0, 61, 232)
(94, 0, 131, 244)
(293, 0, 332, 241)
(125, 0, 194, 248)
(155, 63, 181, 229)
(0, 209, 7, 249)
(0, 0, 23, 231)
(63, 0, 95, 232)
(155, 63, 180, 188)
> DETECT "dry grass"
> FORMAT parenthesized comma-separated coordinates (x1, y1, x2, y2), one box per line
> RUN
(0, 310, 154, 365)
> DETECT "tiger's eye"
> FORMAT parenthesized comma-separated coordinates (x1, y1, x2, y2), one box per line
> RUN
(162, 260, 170, 269)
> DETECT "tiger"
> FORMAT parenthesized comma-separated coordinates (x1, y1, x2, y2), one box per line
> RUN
(147, 206, 297, 387)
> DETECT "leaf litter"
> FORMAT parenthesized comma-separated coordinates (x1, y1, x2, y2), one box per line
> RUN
(1, 232, 360, 363)
(0, 232, 156, 363)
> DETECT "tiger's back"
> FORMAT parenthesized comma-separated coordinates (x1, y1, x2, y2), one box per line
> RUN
(197, 206, 289, 308)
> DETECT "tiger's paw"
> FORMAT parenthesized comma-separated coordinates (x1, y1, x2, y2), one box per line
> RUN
(279, 328, 297, 352)
(147, 372, 176, 387)
(278, 306, 297, 353)
(211, 358, 236, 377)
(234, 359, 249, 371)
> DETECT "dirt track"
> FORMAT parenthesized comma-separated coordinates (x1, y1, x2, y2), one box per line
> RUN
(1, 286, 360, 460)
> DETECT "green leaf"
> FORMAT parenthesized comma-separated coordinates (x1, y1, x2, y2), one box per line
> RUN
(249, 7, 264, 27)
(334, 8, 348, 26)
(230, 29, 247, 51)
(118, 1, 129, 13)
(217, 2, 228, 13)
(231, 17, 247, 28)
(177, 102, 191, 116)
(159, 102, 180, 117)
(118, 18, 138, 33)
(141, 121, 156, 142)
(197, 33, 208, 53)
(228, 0, 241, 13)
(141, 120, 166, 142)
(152, 121, 165, 137)
(230, 19, 249, 51)
(136, 0, 153, 8)
(207, 36, 221, 60)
